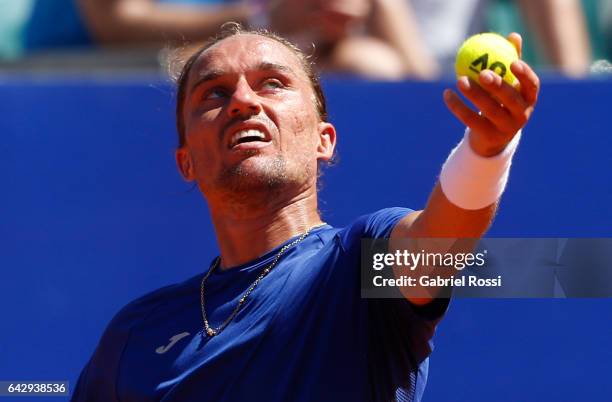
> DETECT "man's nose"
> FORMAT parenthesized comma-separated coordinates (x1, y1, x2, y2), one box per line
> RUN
(227, 79, 261, 118)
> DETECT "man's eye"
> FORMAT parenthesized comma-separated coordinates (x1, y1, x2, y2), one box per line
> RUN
(204, 88, 227, 100)
(261, 79, 284, 90)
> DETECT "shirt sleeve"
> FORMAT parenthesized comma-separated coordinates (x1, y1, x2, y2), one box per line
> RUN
(368, 209, 449, 342)
(335, 207, 414, 249)
(362, 206, 415, 239)
(70, 360, 90, 401)
(337, 207, 450, 402)
(70, 284, 178, 402)
(70, 307, 133, 402)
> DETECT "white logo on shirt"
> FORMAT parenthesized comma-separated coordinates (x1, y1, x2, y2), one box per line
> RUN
(155, 332, 191, 354)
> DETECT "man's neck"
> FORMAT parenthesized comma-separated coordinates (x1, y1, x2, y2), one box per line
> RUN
(208, 189, 323, 269)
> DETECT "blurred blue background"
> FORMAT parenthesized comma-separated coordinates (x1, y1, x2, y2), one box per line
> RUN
(1, 76, 611, 401)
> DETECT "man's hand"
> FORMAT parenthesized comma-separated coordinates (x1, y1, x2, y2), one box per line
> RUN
(443, 33, 541, 157)
(391, 34, 541, 304)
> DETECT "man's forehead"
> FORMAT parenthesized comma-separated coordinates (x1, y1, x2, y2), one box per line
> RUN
(191, 34, 304, 78)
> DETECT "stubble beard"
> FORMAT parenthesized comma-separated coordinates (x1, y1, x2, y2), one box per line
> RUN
(215, 152, 291, 200)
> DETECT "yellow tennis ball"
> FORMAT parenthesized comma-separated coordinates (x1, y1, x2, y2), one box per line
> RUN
(455, 33, 519, 86)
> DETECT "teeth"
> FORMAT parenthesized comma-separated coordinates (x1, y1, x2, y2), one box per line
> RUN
(231, 129, 266, 146)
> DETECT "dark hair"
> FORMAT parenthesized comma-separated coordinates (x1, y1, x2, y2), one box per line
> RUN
(174, 23, 328, 148)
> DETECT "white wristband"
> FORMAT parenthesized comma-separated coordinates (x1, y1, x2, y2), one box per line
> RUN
(439, 129, 521, 210)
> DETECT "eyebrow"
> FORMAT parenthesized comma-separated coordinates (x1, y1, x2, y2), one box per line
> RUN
(257, 62, 295, 76)
(190, 62, 296, 92)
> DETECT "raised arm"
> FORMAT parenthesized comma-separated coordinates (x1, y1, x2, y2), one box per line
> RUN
(78, 0, 252, 44)
(391, 33, 541, 303)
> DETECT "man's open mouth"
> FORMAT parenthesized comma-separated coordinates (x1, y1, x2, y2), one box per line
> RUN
(229, 129, 270, 148)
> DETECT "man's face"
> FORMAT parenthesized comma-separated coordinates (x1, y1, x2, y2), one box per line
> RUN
(177, 34, 335, 200)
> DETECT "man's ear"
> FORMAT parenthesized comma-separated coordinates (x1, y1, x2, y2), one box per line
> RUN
(316, 122, 337, 162)
(176, 147, 195, 181)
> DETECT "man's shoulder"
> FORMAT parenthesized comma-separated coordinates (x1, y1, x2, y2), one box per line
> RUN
(334, 207, 414, 251)
(73, 273, 204, 400)
(104, 273, 201, 335)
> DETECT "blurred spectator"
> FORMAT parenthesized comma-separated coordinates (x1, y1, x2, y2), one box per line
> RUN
(0, 0, 600, 79)
(268, 0, 440, 80)
(78, 0, 252, 45)
(514, 0, 592, 77)
(406, 0, 486, 76)
(603, 0, 612, 59)
(368, 0, 441, 78)
(408, 0, 593, 77)
(268, 0, 595, 79)
(0, 0, 253, 58)
(0, 0, 31, 59)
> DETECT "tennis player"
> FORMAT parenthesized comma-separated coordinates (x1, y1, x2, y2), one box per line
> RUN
(72, 25, 539, 402)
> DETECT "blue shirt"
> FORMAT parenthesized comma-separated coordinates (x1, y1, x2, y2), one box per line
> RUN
(24, 0, 91, 50)
(72, 207, 448, 402)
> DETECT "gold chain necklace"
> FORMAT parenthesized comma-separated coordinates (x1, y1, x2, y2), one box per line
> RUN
(200, 223, 326, 337)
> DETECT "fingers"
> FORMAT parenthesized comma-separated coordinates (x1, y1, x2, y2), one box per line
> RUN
(445, 53, 540, 141)
(478, 70, 529, 124)
(443, 88, 497, 134)
(507, 32, 522, 58)
(505, 32, 539, 111)
(511, 60, 540, 106)
(456, 76, 519, 134)
(507, 32, 539, 108)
